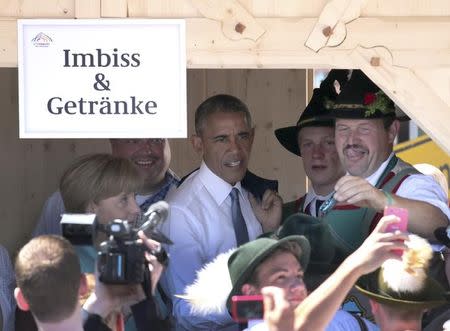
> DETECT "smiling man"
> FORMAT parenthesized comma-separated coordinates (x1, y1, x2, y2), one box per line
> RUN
(327, 70, 449, 250)
(161, 94, 282, 330)
(275, 70, 347, 219)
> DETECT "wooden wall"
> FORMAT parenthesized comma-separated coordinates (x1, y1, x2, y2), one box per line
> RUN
(0, 67, 308, 255)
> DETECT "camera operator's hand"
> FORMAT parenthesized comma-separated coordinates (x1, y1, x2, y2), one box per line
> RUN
(137, 230, 165, 295)
(82, 269, 146, 319)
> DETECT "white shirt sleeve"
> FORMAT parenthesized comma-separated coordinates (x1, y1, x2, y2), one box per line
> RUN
(396, 174, 450, 222)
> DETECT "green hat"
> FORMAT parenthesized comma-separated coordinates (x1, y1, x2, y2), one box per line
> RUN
(226, 235, 310, 311)
(276, 213, 338, 272)
(329, 70, 408, 121)
(275, 69, 349, 156)
(356, 268, 448, 310)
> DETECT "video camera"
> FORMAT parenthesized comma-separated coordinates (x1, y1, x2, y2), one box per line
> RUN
(61, 201, 172, 285)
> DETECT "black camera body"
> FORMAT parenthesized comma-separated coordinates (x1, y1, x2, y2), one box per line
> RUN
(97, 219, 147, 284)
(61, 201, 171, 285)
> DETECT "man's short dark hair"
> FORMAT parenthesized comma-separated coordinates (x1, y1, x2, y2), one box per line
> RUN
(194, 94, 253, 135)
(15, 235, 81, 323)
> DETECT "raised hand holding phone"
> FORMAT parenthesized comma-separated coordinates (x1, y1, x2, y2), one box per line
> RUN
(383, 206, 409, 256)
(384, 206, 409, 233)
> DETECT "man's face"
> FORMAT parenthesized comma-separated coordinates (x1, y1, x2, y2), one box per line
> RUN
(110, 139, 171, 191)
(298, 126, 345, 192)
(193, 111, 254, 185)
(250, 251, 307, 308)
(335, 119, 397, 178)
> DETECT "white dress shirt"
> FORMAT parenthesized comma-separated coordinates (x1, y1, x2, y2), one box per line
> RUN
(161, 162, 263, 331)
(302, 188, 335, 217)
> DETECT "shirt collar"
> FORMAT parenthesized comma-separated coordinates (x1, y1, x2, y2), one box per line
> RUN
(304, 186, 335, 207)
(198, 161, 241, 205)
(365, 152, 394, 185)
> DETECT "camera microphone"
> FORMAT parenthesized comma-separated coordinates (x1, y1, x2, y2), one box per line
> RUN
(139, 201, 173, 245)
(142, 201, 169, 226)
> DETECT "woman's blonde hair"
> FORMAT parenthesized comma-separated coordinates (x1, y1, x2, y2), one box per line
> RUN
(60, 153, 142, 213)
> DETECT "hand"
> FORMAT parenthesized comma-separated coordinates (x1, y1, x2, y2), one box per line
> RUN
(137, 230, 165, 295)
(334, 175, 387, 211)
(249, 189, 283, 232)
(261, 286, 294, 331)
(344, 215, 409, 275)
(83, 270, 145, 318)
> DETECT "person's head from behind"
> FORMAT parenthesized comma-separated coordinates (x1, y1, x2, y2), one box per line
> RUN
(109, 138, 171, 193)
(192, 94, 255, 185)
(14, 235, 85, 323)
(332, 70, 401, 178)
(369, 300, 424, 331)
(226, 236, 310, 311)
(60, 153, 141, 225)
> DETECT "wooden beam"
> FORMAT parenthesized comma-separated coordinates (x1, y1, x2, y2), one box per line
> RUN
(101, 0, 128, 17)
(350, 46, 450, 155)
(305, 0, 366, 52)
(0, 0, 74, 18)
(75, 0, 101, 18)
(190, 0, 265, 41)
(3, 18, 450, 68)
(125, 0, 450, 18)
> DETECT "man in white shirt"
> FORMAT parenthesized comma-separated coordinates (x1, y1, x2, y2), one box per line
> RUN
(162, 94, 282, 330)
(330, 70, 449, 243)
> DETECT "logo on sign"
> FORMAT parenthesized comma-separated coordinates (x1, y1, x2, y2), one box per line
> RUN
(32, 32, 53, 47)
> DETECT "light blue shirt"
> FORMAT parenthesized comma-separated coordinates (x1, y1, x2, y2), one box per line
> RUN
(244, 310, 379, 331)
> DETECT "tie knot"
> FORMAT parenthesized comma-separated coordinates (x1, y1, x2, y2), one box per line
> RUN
(230, 187, 239, 200)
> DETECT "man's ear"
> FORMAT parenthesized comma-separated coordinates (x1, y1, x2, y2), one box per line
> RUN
(387, 119, 400, 144)
(191, 134, 204, 155)
(241, 283, 259, 296)
(249, 127, 255, 145)
(14, 288, 30, 311)
(79, 273, 88, 297)
(368, 299, 379, 315)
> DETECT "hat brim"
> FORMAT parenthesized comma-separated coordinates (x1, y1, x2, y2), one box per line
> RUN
(275, 126, 300, 156)
(225, 235, 310, 311)
(331, 107, 409, 121)
(275, 119, 335, 157)
(355, 269, 448, 310)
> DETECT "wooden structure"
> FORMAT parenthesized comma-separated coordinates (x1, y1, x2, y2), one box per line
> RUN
(0, 0, 449, 254)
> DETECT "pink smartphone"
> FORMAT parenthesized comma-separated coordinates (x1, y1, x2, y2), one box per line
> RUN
(231, 295, 264, 323)
(383, 206, 408, 256)
(383, 206, 409, 233)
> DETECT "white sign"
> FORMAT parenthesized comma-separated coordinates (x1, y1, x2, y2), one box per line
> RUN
(18, 19, 186, 138)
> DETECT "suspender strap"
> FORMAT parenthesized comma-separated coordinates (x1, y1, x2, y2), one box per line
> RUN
(351, 313, 368, 331)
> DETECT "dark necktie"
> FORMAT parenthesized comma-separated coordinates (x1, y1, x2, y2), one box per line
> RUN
(315, 199, 325, 217)
(230, 188, 249, 246)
